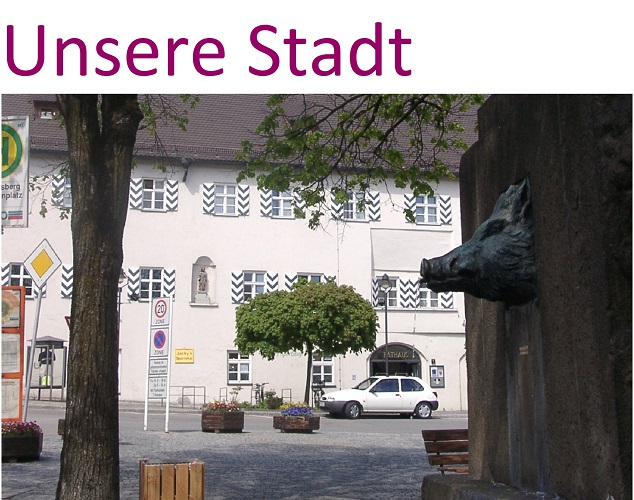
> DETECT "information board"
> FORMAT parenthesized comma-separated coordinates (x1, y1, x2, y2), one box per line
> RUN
(1, 286, 25, 422)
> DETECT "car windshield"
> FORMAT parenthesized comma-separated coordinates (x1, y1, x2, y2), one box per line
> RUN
(353, 377, 380, 390)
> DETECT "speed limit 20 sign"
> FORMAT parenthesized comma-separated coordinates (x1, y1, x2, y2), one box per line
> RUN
(151, 297, 171, 327)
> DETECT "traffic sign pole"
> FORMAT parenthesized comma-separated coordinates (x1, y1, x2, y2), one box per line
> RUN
(165, 296, 172, 433)
(22, 291, 42, 420)
(21, 239, 61, 421)
(144, 295, 173, 432)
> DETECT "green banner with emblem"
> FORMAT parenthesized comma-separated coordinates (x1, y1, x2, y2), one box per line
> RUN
(2, 116, 30, 228)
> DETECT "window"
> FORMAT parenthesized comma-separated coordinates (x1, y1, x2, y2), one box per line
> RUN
(414, 195, 438, 224)
(34, 101, 60, 120)
(142, 179, 165, 210)
(9, 263, 34, 298)
(373, 379, 399, 392)
(215, 184, 236, 215)
(271, 190, 293, 218)
(418, 287, 439, 308)
(139, 268, 163, 300)
(343, 192, 366, 221)
(297, 273, 322, 284)
(312, 353, 334, 385)
(401, 378, 424, 392)
(243, 272, 266, 299)
(228, 352, 251, 383)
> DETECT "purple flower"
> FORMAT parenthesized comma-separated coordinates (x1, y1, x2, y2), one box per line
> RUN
(2, 421, 42, 436)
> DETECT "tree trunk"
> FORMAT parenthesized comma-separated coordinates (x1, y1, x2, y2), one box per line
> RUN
(55, 95, 143, 500)
(304, 344, 313, 405)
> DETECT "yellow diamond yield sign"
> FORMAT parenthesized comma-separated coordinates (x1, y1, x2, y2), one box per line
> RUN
(24, 239, 61, 288)
(31, 250, 54, 278)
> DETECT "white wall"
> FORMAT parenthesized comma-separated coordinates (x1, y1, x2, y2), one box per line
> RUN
(2, 156, 468, 410)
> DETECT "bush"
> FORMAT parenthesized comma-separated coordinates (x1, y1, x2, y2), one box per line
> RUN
(266, 397, 284, 409)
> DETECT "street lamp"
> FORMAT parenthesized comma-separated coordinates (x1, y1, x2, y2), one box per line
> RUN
(118, 269, 128, 326)
(379, 273, 392, 376)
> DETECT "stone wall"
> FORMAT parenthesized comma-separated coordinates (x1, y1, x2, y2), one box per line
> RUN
(459, 95, 631, 499)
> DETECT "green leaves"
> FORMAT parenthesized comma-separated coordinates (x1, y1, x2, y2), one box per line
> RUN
(234, 280, 378, 359)
(236, 94, 483, 228)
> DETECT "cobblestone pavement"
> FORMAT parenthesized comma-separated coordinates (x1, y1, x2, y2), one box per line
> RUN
(2, 402, 467, 499)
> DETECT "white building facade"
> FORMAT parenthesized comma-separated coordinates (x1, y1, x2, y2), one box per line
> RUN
(2, 95, 469, 411)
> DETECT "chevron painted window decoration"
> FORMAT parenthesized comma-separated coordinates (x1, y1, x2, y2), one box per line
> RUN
(371, 276, 453, 310)
(202, 183, 250, 216)
(1, 263, 46, 299)
(61, 265, 73, 298)
(231, 271, 279, 304)
(126, 267, 176, 301)
(51, 175, 72, 208)
(403, 194, 452, 225)
(331, 191, 381, 222)
(129, 178, 179, 212)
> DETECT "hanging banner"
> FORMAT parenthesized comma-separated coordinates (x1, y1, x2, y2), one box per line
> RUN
(2, 116, 30, 228)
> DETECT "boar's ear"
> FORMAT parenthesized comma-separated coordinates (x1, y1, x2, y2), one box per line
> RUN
(508, 177, 532, 225)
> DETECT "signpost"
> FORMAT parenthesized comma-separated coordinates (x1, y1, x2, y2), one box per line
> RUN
(144, 296, 173, 432)
(22, 239, 61, 420)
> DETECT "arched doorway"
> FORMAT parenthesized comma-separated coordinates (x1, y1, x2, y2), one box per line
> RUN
(370, 343, 421, 377)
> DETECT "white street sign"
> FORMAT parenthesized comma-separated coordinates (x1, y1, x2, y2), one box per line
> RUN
(150, 329, 169, 358)
(148, 376, 168, 399)
(151, 297, 171, 327)
(149, 358, 169, 376)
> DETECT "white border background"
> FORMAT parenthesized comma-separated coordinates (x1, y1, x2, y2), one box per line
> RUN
(1, 0, 633, 93)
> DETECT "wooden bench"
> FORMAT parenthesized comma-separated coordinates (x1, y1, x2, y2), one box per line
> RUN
(422, 428, 469, 474)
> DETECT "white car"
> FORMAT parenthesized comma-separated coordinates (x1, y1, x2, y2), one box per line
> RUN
(319, 376, 439, 419)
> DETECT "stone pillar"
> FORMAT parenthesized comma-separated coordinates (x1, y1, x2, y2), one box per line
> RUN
(455, 95, 631, 499)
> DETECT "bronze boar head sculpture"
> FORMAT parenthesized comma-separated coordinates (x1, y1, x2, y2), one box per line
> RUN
(420, 178, 536, 306)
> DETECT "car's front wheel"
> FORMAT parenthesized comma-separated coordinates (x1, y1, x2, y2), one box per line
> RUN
(414, 402, 433, 419)
(344, 401, 362, 419)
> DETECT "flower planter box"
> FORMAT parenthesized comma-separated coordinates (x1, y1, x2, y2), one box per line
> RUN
(2, 433, 43, 462)
(201, 411, 244, 433)
(273, 415, 320, 433)
(139, 459, 204, 500)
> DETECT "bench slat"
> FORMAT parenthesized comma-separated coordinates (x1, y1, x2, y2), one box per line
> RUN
(439, 466, 469, 474)
(428, 454, 469, 466)
(424, 440, 468, 453)
(422, 429, 468, 441)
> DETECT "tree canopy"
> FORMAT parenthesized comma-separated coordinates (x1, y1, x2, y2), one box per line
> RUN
(235, 280, 378, 402)
(237, 94, 484, 228)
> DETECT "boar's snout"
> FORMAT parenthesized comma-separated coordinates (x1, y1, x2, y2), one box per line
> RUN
(419, 249, 478, 294)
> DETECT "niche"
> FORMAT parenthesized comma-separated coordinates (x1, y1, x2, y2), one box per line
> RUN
(191, 257, 216, 305)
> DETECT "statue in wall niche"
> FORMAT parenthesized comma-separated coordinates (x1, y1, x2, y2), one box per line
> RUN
(197, 267, 209, 293)
(420, 178, 537, 306)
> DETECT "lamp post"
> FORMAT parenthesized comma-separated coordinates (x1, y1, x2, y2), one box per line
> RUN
(118, 269, 128, 327)
(379, 273, 392, 376)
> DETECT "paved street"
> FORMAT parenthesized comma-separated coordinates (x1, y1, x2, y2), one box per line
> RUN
(2, 401, 467, 499)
